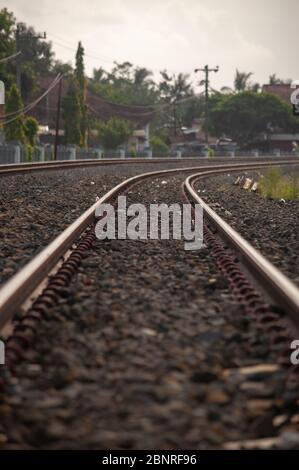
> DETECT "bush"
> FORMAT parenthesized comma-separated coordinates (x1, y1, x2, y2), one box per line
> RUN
(150, 136, 169, 154)
(24, 117, 39, 146)
(208, 147, 215, 158)
(26, 144, 34, 162)
(259, 167, 299, 200)
(98, 117, 132, 149)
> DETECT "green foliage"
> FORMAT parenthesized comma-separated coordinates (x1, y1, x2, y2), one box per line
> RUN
(0, 8, 16, 89)
(0, 8, 15, 57)
(75, 42, 85, 91)
(0, 8, 69, 100)
(52, 60, 73, 76)
(26, 144, 34, 162)
(234, 69, 253, 92)
(259, 168, 299, 200)
(268, 74, 291, 85)
(62, 76, 82, 145)
(221, 70, 260, 94)
(208, 147, 215, 157)
(4, 83, 26, 143)
(24, 116, 38, 145)
(14, 22, 54, 101)
(97, 117, 132, 149)
(207, 91, 299, 147)
(150, 136, 169, 153)
(91, 62, 158, 106)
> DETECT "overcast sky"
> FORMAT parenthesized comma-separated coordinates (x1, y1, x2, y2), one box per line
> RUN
(3, 0, 297, 90)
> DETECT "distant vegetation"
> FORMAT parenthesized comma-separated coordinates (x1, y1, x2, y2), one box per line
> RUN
(97, 117, 132, 149)
(1, 6, 299, 149)
(259, 168, 299, 200)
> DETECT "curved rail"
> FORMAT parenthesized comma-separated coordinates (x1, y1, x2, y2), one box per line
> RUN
(0, 159, 298, 329)
(183, 170, 299, 324)
(0, 155, 298, 176)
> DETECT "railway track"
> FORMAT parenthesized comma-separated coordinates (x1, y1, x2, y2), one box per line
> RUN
(0, 158, 299, 449)
(0, 155, 296, 176)
(0, 158, 297, 330)
(183, 169, 299, 322)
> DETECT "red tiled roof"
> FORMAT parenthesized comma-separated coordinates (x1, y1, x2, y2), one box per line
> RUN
(28, 76, 156, 128)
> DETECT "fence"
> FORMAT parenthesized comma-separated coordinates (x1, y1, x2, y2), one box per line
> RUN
(0, 144, 297, 165)
(0, 144, 22, 164)
(0, 340, 4, 365)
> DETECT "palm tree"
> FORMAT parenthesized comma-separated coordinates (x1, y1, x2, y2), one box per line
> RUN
(134, 67, 153, 86)
(93, 67, 108, 82)
(159, 71, 192, 101)
(158, 71, 193, 136)
(234, 69, 254, 92)
(173, 73, 193, 100)
(221, 70, 260, 94)
(220, 86, 233, 94)
(269, 74, 292, 85)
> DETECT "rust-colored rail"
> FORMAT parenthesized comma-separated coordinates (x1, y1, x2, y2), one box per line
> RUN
(183, 169, 299, 324)
(0, 159, 297, 330)
(0, 155, 297, 176)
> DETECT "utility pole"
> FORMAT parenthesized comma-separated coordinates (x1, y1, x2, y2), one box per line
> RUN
(15, 26, 21, 93)
(195, 65, 219, 144)
(173, 100, 177, 137)
(14, 23, 46, 98)
(54, 77, 63, 161)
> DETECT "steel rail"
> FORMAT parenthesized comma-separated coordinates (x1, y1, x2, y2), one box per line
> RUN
(0, 159, 297, 329)
(184, 170, 299, 324)
(0, 156, 298, 176)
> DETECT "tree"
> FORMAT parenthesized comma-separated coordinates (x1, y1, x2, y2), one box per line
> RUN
(13, 22, 54, 101)
(52, 60, 73, 76)
(0, 8, 16, 90)
(159, 71, 192, 101)
(221, 70, 260, 94)
(62, 76, 82, 145)
(24, 116, 38, 145)
(111, 61, 133, 82)
(207, 91, 299, 147)
(97, 117, 132, 149)
(0, 8, 15, 58)
(158, 71, 193, 134)
(75, 41, 86, 146)
(91, 62, 158, 106)
(93, 67, 108, 83)
(134, 67, 153, 87)
(234, 69, 254, 92)
(269, 74, 292, 85)
(4, 83, 26, 143)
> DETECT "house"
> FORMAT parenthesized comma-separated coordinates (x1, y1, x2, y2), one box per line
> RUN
(127, 124, 150, 153)
(26, 76, 155, 147)
(261, 83, 299, 152)
(171, 118, 218, 153)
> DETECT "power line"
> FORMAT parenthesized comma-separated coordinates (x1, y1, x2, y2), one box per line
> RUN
(0, 74, 61, 119)
(0, 74, 62, 127)
(50, 38, 113, 65)
(0, 51, 21, 64)
(48, 32, 191, 76)
(87, 94, 203, 120)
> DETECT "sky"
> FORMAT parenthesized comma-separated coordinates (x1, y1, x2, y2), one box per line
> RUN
(2, 0, 298, 91)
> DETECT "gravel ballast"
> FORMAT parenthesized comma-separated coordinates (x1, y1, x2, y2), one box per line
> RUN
(0, 159, 215, 285)
(0, 174, 297, 450)
(196, 166, 299, 286)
